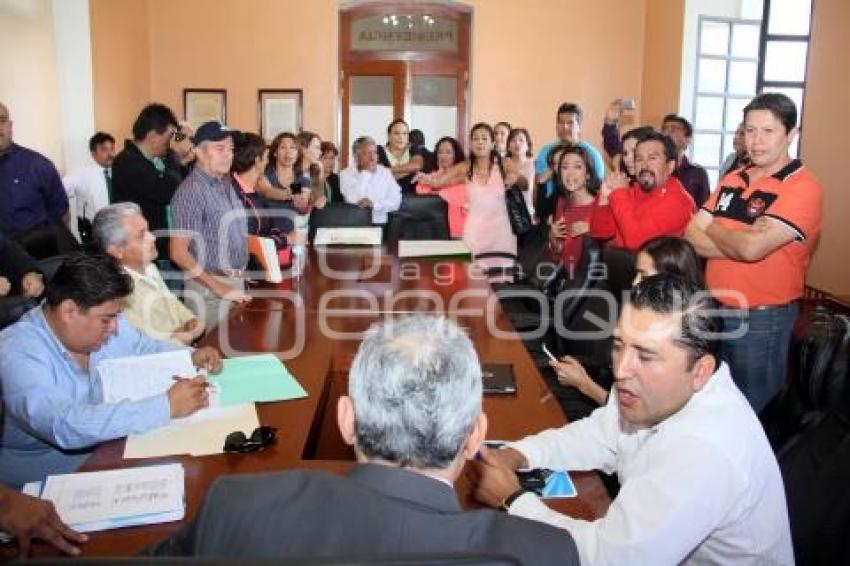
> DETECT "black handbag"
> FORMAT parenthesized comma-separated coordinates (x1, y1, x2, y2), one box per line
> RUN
(505, 185, 533, 236)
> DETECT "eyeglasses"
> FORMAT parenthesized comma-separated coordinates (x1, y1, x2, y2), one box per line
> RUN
(223, 426, 277, 453)
(172, 131, 187, 143)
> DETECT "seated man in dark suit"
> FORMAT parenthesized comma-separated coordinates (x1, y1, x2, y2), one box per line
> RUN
(149, 315, 579, 565)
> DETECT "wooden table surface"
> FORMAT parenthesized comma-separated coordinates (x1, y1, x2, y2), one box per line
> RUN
(20, 247, 610, 558)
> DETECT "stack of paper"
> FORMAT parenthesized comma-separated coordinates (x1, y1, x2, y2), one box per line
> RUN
(398, 239, 471, 258)
(32, 464, 185, 532)
(124, 403, 259, 458)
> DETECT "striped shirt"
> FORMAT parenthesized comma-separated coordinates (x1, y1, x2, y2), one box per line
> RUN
(171, 166, 249, 272)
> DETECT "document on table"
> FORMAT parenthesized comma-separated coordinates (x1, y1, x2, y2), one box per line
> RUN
(398, 239, 472, 258)
(314, 227, 383, 246)
(124, 403, 259, 459)
(97, 350, 221, 423)
(98, 350, 197, 403)
(208, 353, 307, 406)
(35, 464, 185, 532)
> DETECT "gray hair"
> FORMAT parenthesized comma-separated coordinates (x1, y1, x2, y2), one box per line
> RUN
(349, 315, 482, 469)
(92, 202, 143, 251)
(351, 135, 376, 155)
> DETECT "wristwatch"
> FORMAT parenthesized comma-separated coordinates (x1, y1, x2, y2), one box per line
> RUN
(500, 488, 530, 512)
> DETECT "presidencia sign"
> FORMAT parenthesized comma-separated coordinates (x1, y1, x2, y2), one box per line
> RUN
(351, 15, 458, 52)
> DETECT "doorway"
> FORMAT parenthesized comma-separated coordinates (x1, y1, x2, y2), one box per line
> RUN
(339, 2, 471, 165)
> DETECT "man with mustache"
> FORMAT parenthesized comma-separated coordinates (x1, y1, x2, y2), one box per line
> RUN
(471, 274, 793, 565)
(590, 131, 695, 251)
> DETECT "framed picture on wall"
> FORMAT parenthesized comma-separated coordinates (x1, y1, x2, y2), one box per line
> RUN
(259, 89, 303, 141)
(183, 89, 227, 129)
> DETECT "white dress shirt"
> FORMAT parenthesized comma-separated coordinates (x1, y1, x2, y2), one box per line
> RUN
(339, 164, 401, 224)
(508, 363, 793, 566)
(63, 164, 110, 221)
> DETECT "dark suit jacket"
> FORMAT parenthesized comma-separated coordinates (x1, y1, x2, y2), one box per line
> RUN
(326, 172, 343, 204)
(148, 464, 579, 565)
(111, 140, 181, 257)
(0, 233, 39, 294)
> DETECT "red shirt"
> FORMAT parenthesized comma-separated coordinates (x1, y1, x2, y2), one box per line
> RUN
(552, 196, 596, 272)
(590, 177, 695, 251)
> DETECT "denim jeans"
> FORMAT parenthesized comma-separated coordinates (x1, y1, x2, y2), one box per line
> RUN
(719, 303, 799, 414)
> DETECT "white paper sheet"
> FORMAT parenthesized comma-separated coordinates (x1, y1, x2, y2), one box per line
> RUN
(98, 350, 196, 403)
(97, 350, 220, 423)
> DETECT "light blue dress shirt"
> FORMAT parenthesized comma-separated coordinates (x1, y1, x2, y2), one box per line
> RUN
(535, 140, 607, 198)
(0, 307, 185, 488)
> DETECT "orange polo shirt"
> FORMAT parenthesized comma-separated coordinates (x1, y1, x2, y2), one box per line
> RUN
(703, 160, 823, 307)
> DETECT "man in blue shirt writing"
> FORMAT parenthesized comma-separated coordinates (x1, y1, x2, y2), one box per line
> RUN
(0, 253, 222, 488)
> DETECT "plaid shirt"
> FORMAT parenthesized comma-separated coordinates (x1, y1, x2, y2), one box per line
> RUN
(170, 166, 248, 271)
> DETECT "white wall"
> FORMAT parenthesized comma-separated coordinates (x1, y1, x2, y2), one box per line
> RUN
(0, 0, 94, 175)
(0, 0, 63, 166)
(51, 0, 95, 174)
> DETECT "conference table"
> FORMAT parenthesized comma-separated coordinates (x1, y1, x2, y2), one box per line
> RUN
(24, 246, 611, 558)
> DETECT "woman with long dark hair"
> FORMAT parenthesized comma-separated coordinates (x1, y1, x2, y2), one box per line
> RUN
(414, 136, 467, 238)
(463, 123, 517, 265)
(548, 145, 600, 272)
(377, 118, 424, 194)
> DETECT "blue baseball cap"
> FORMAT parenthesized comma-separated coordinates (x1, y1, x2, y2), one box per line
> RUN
(193, 122, 238, 145)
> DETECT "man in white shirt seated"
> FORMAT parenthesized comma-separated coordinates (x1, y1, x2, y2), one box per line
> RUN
(339, 136, 401, 226)
(63, 132, 116, 239)
(471, 274, 793, 565)
(93, 202, 201, 344)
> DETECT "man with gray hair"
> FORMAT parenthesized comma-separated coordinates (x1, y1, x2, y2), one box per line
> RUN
(472, 274, 793, 565)
(93, 202, 200, 344)
(149, 315, 579, 564)
(339, 135, 401, 225)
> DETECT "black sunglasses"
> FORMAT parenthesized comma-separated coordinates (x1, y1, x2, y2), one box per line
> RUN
(223, 426, 277, 453)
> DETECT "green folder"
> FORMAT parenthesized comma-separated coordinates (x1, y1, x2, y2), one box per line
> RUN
(209, 354, 307, 406)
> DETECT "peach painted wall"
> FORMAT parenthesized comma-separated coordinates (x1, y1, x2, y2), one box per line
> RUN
(640, 0, 685, 129)
(89, 0, 668, 165)
(465, 0, 649, 158)
(800, 0, 850, 297)
(146, 0, 338, 140)
(89, 0, 150, 143)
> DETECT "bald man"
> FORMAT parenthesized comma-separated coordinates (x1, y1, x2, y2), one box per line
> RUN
(0, 102, 77, 258)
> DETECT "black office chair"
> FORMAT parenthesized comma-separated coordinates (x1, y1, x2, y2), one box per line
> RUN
(386, 195, 450, 244)
(20, 553, 521, 566)
(0, 253, 72, 330)
(307, 203, 373, 245)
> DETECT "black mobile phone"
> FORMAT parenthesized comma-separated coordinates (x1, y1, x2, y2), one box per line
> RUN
(290, 182, 302, 194)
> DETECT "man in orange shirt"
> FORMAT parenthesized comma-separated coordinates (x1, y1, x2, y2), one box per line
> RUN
(686, 93, 823, 413)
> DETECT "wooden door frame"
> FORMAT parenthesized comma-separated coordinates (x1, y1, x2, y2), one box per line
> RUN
(339, 2, 471, 166)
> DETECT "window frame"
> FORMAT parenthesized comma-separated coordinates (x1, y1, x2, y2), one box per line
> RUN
(692, 15, 762, 186)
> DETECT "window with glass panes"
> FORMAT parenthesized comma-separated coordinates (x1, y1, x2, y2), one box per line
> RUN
(757, 0, 814, 158)
(692, 17, 762, 188)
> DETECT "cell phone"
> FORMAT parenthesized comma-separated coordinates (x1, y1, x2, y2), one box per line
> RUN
(542, 344, 558, 363)
(620, 98, 637, 110)
(290, 182, 303, 194)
